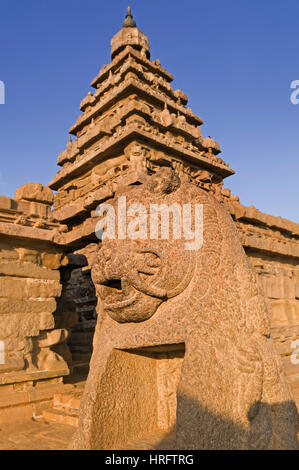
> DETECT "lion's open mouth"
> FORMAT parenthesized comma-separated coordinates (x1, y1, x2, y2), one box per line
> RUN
(105, 279, 122, 291)
(97, 278, 123, 301)
(99, 278, 123, 294)
(98, 278, 138, 310)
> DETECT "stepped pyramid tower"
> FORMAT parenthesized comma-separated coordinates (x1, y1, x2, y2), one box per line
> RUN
(45, 8, 299, 413)
(47, 7, 236, 370)
(49, 7, 234, 255)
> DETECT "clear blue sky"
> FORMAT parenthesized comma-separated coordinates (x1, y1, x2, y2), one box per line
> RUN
(0, 0, 298, 222)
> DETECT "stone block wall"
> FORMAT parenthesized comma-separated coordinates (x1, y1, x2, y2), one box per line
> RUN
(249, 256, 299, 402)
(0, 242, 66, 383)
(0, 184, 77, 422)
(226, 197, 299, 408)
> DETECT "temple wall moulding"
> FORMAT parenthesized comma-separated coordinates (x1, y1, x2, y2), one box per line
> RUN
(0, 8, 298, 440)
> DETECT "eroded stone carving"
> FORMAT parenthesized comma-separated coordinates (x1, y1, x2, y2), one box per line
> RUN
(72, 169, 299, 450)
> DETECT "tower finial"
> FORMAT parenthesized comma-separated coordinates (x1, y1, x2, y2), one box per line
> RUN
(122, 6, 136, 28)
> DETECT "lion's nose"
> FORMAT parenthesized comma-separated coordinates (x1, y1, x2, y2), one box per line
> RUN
(103, 251, 125, 280)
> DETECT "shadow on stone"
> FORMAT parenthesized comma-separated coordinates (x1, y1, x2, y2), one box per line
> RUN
(149, 397, 299, 450)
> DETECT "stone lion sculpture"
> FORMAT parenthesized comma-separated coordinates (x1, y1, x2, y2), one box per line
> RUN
(72, 168, 298, 450)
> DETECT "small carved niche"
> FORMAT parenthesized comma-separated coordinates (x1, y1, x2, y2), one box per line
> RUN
(122, 343, 185, 436)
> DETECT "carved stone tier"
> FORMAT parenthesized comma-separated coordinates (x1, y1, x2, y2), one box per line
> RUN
(0, 184, 73, 386)
(91, 46, 173, 89)
(50, 24, 231, 229)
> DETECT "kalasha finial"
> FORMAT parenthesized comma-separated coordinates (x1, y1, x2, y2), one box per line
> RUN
(122, 6, 136, 28)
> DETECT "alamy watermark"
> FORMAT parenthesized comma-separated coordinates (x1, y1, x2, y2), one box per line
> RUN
(0, 341, 4, 365)
(95, 196, 203, 251)
(290, 80, 299, 104)
(290, 340, 299, 365)
(0, 81, 5, 104)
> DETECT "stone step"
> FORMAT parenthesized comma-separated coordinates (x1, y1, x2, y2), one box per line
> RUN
(53, 391, 82, 410)
(69, 331, 95, 341)
(42, 407, 79, 427)
(71, 361, 90, 376)
(71, 319, 96, 333)
(68, 344, 93, 354)
(42, 385, 84, 428)
(71, 353, 92, 362)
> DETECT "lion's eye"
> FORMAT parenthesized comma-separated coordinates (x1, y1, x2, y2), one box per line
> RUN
(139, 272, 152, 281)
(143, 252, 161, 268)
(136, 251, 161, 277)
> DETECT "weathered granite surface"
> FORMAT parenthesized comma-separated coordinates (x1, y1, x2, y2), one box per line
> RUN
(0, 183, 80, 421)
(0, 8, 298, 449)
(72, 168, 298, 449)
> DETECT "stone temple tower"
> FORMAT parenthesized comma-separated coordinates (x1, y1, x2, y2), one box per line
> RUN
(48, 7, 235, 370)
(49, 6, 234, 237)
